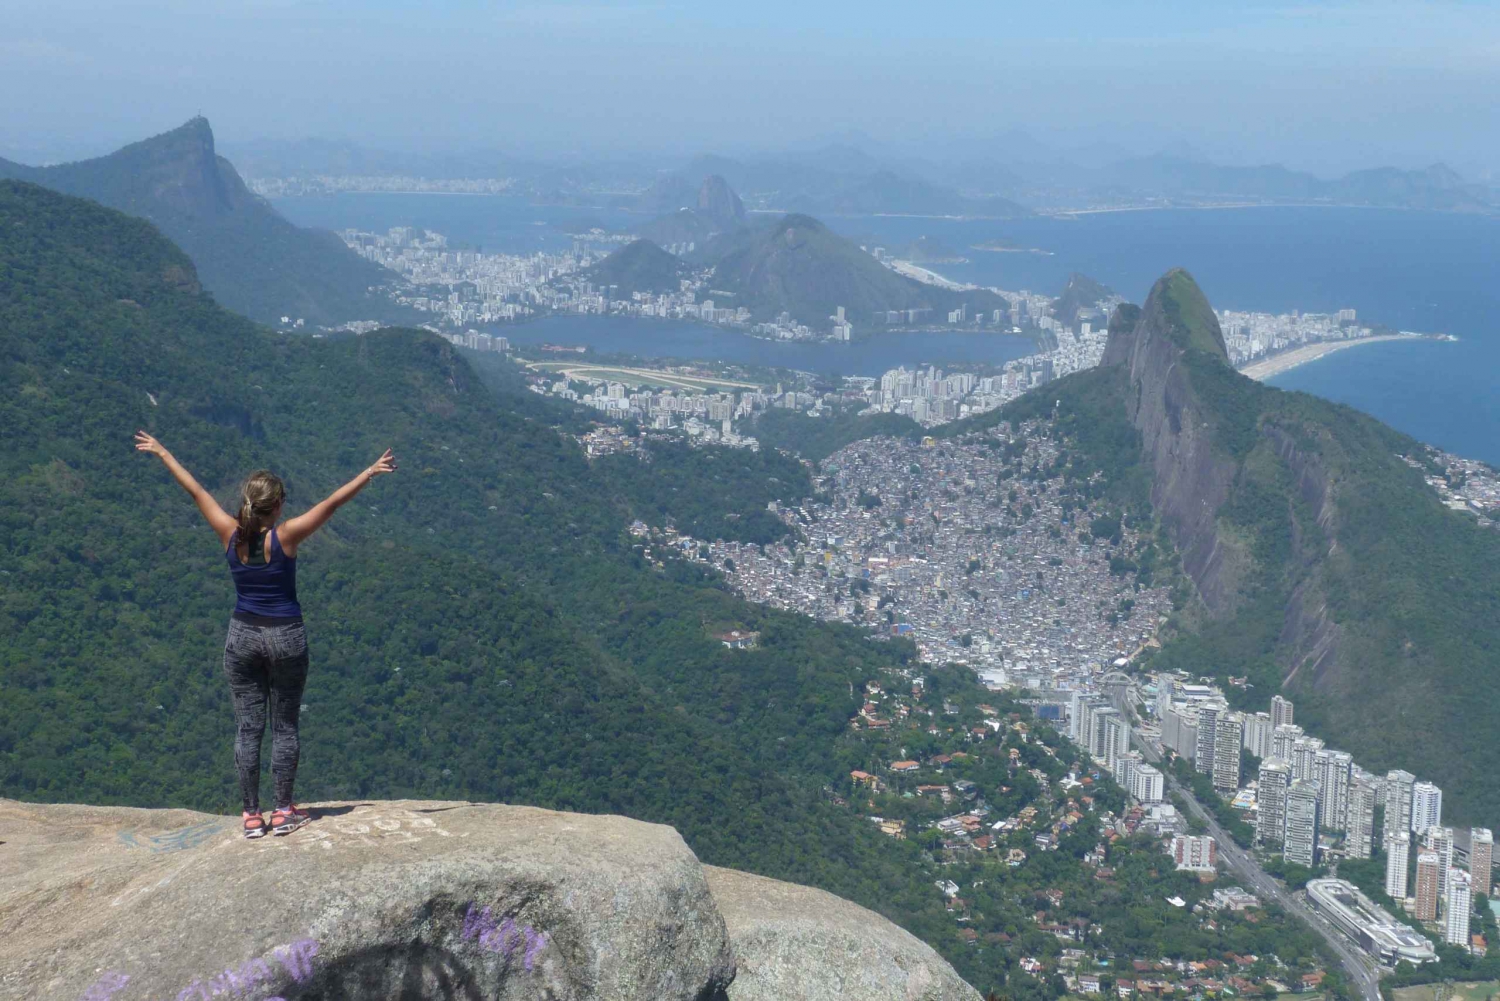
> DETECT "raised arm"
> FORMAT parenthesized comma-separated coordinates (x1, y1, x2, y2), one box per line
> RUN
(135, 431, 238, 545)
(279, 448, 397, 553)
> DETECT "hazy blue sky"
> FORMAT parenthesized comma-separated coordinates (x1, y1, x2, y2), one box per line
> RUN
(3, 0, 1497, 175)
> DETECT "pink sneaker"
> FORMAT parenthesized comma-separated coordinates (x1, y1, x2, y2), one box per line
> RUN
(269, 805, 310, 836)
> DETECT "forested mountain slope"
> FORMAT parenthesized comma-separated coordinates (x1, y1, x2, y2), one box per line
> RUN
(700, 214, 1004, 328)
(914, 269, 1500, 819)
(0, 118, 404, 326)
(0, 180, 957, 930)
(1079, 271, 1499, 820)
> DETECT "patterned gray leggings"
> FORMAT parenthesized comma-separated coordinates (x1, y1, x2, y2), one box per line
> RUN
(222, 616, 309, 814)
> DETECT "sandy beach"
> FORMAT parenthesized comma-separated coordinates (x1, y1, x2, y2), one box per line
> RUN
(1238, 334, 1417, 381)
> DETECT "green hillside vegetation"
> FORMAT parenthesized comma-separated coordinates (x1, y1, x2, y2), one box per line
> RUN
(704, 214, 1005, 328)
(933, 365, 1152, 516)
(1152, 268, 1229, 359)
(583, 238, 689, 293)
(752, 403, 924, 463)
(0, 118, 406, 327)
(594, 438, 812, 544)
(0, 179, 957, 936)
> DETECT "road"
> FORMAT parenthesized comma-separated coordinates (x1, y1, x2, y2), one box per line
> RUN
(1138, 738, 1383, 1001)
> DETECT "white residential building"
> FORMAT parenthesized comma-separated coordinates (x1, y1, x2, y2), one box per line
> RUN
(1271, 694, 1295, 729)
(1213, 713, 1244, 791)
(1285, 779, 1320, 867)
(1445, 868, 1472, 949)
(1258, 758, 1292, 847)
(1173, 834, 1217, 873)
(1346, 777, 1377, 859)
(1385, 830, 1411, 900)
(1411, 782, 1443, 836)
(1385, 770, 1415, 834)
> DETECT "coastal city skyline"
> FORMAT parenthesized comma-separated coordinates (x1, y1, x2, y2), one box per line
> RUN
(5, 4, 1500, 998)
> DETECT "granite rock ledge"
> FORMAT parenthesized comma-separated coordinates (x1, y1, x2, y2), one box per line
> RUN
(0, 799, 979, 1001)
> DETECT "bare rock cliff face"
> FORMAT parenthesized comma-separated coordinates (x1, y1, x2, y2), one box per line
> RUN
(1101, 272, 1247, 614)
(0, 799, 977, 1001)
(1103, 269, 1347, 686)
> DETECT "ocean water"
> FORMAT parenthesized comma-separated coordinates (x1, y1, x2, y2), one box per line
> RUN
(276, 195, 1500, 463)
(817, 206, 1500, 463)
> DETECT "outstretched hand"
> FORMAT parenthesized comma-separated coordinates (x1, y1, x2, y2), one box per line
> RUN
(134, 430, 169, 459)
(365, 448, 398, 480)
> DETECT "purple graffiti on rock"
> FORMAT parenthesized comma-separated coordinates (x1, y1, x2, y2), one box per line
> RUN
(173, 937, 320, 1000)
(79, 971, 130, 1001)
(461, 903, 549, 971)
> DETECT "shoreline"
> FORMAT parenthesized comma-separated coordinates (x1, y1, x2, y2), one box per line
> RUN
(1238, 334, 1421, 381)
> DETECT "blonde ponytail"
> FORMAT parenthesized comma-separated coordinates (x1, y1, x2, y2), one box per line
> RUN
(237, 470, 285, 559)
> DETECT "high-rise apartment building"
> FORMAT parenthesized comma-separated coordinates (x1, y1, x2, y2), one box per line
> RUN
(1411, 782, 1443, 836)
(1314, 749, 1352, 832)
(1471, 828, 1493, 898)
(1414, 849, 1442, 921)
(1290, 736, 1324, 782)
(1195, 702, 1225, 776)
(1132, 763, 1165, 804)
(1284, 779, 1321, 868)
(1427, 826, 1455, 898)
(1102, 712, 1130, 771)
(1272, 724, 1305, 762)
(1258, 758, 1293, 847)
(1213, 713, 1244, 791)
(1155, 672, 1179, 721)
(1086, 702, 1115, 757)
(1113, 750, 1142, 789)
(1445, 868, 1473, 949)
(1386, 831, 1411, 900)
(1385, 770, 1415, 834)
(1271, 694, 1295, 729)
(1243, 712, 1274, 761)
(1345, 777, 1377, 859)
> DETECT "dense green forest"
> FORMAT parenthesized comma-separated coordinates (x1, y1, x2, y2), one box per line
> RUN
(752, 401, 924, 463)
(592, 438, 812, 544)
(0, 179, 955, 944)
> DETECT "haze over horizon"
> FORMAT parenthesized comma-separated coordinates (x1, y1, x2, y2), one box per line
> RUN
(4, 0, 1499, 178)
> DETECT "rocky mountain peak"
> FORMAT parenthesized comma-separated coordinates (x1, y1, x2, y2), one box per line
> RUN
(696, 174, 745, 227)
(1102, 268, 1227, 369)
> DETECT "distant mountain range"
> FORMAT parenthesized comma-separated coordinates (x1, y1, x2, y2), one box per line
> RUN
(1023, 155, 1498, 213)
(0, 118, 409, 326)
(922, 152, 1497, 214)
(224, 132, 1499, 217)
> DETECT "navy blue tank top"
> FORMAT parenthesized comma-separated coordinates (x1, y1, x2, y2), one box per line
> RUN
(227, 527, 302, 619)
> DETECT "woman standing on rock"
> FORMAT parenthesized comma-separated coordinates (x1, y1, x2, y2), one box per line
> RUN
(134, 432, 397, 838)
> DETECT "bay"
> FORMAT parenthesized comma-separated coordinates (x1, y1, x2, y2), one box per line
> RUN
(277, 194, 1500, 463)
